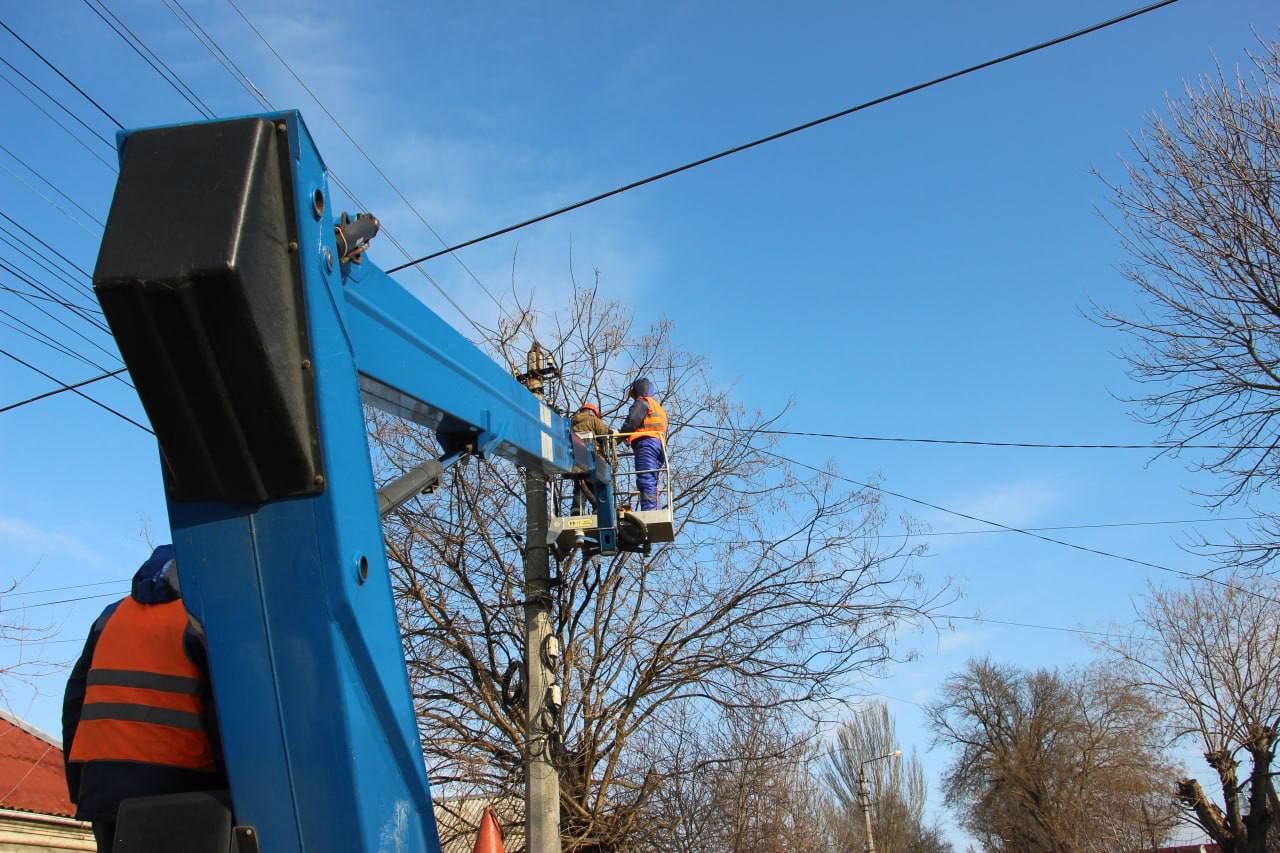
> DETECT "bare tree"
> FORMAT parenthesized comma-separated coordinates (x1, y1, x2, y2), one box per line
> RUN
(927, 658, 1177, 853)
(0, 573, 63, 710)
(1099, 573, 1280, 853)
(1095, 38, 1280, 564)
(638, 702, 837, 853)
(824, 701, 951, 853)
(370, 274, 944, 850)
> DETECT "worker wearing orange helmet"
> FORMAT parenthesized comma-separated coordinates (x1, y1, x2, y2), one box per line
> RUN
(570, 402, 611, 513)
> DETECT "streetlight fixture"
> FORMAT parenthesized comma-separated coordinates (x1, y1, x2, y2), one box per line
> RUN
(858, 749, 901, 853)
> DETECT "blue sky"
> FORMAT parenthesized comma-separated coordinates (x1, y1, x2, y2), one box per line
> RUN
(1, 0, 1275, 845)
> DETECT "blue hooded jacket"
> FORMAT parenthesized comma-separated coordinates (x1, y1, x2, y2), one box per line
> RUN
(621, 378, 656, 434)
(62, 545, 225, 820)
(131, 544, 179, 605)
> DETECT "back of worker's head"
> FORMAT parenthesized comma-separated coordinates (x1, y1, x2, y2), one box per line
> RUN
(629, 378, 653, 399)
(579, 402, 601, 417)
(131, 544, 182, 605)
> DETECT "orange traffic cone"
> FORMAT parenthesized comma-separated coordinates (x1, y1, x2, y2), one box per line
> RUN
(473, 806, 505, 853)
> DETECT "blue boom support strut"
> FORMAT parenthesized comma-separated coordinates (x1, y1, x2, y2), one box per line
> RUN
(91, 111, 614, 851)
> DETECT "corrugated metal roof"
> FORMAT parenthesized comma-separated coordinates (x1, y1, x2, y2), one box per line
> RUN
(0, 711, 76, 818)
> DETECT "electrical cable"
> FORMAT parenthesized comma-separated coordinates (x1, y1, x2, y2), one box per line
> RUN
(685, 424, 1280, 604)
(0, 259, 113, 335)
(223, 0, 507, 314)
(0, 282, 94, 314)
(0, 307, 131, 391)
(0, 55, 114, 147)
(79, 0, 215, 119)
(935, 612, 1121, 640)
(161, 0, 271, 110)
(0, 236, 101, 309)
(0, 18, 123, 128)
(0, 279, 116, 362)
(5, 578, 127, 598)
(659, 515, 1264, 549)
(0, 367, 126, 412)
(0, 143, 106, 227)
(0, 160, 100, 239)
(0, 213, 95, 285)
(0, 311, 109, 372)
(0, 587, 1117, 640)
(136, 4, 492, 338)
(0, 589, 126, 612)
(0, 67, 117, 171)
(387, 0, 1180, 272)
(0, 346, 150, 433)
(680, 422, 1265, 451)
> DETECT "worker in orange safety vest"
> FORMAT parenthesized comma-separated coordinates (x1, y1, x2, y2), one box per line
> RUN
(62, 545, 226, 852)
(619, 378, 668, 510)
(570, 401, 613, 514)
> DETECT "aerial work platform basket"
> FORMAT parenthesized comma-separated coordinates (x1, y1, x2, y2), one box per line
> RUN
(548, 431, 674, 556)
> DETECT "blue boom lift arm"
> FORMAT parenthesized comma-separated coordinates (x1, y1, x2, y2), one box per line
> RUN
(91, 111, 614, 851)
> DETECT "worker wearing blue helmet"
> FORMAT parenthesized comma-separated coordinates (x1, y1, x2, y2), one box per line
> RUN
(619, 378, 668, 510)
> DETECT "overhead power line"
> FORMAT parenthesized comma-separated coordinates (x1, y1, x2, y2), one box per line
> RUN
(0, 347, 150, 433)
(222, 0, 507, 319)
(161, 0, 270, 110)
(79, 0, 214, 120)
(0, 259, 112, 336)
(0, 236, 100, 308)
(681, 422, 1260, 451)
(0, 55, 114, 148)
(0, 66, 117, 171)
(0, 589, 124, 613)
(0, 573, 1123, 641)
(0, 18, 123, 128)
(0, 367, 126, 413)
(0, 253, 101, 319)
(0, 160, 100, 238)
(664, 515, 1263, 550)
(0, 212, 95, 284)
(687, 425, 1279, 605)
(0, 143, 106, 227)
(0, 310, 116, 376)
(136, 0, 494, 338)
(386, 0, 1180, 272)
(938, 612, 1121, 640)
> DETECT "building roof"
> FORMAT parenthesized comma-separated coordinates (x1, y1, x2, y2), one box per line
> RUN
(0, 710, 75, 818)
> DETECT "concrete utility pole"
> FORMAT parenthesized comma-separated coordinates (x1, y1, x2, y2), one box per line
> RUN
(858, 770, 877, 853)
(519, 343, 562, 853)
(858, 749, 901, 853)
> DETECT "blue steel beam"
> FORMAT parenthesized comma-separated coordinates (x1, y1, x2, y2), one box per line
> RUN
(93, 110, 614, 852)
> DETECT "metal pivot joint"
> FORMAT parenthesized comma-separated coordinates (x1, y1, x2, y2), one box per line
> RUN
(335, 211, 380, 263)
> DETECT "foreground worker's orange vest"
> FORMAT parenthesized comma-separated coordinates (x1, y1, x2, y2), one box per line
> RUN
(69, 598, 216, 772)
(628, 396, 668, 443)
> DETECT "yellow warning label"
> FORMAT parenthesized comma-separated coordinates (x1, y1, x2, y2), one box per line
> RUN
(565, 516, 596, 529)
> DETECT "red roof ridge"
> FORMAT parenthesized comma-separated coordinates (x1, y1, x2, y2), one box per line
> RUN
(0, 712, 74, 817)
(0, 710, 60, 750)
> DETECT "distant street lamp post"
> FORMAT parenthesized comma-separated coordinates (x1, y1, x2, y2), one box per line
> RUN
(858, 749, 901, 853)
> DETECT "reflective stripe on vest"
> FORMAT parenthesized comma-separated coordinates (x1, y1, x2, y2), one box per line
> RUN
(68, 597, 216, 772)
(628, 396, 668, 443)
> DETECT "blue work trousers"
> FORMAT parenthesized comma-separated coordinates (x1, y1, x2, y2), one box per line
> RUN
(632, 437, 665, 510)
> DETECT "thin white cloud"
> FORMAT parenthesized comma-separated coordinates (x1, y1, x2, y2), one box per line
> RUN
(955, 480, 1059, 529)
(918, 479, 1064, 552)
(0, 516, 101, 564)
(935, 627, 991, 653)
